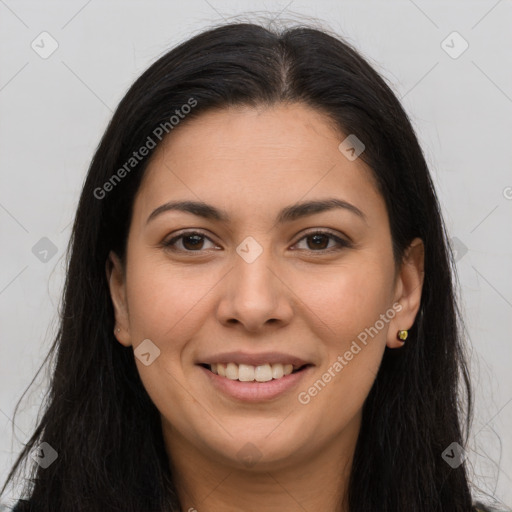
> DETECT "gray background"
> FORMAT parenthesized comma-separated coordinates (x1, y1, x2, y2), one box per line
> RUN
(1, 0, 511, 508)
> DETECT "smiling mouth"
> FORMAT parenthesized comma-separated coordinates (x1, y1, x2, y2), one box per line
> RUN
(199, 362, 311, 382)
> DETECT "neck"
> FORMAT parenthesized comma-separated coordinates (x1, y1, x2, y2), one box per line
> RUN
(162, 413, 361, 512)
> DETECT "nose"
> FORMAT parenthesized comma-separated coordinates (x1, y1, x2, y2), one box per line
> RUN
(215, 244, 294, 333)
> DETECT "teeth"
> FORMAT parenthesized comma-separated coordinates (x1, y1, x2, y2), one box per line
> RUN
(226, 363, 238, 380)
(272, 364, 284, 379)
(254, 363, 272, 382)
(209, 362, 297, 382)
(239, 363, 255, 382)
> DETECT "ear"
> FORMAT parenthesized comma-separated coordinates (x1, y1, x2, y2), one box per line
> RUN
(106, 251, 132, 347)
(387, 237, 425, 348)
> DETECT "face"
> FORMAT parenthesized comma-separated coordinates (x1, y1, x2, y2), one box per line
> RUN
(107, 103, 424, 473)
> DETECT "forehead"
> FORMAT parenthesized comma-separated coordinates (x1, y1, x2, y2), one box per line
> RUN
(135, 103, 383, 222)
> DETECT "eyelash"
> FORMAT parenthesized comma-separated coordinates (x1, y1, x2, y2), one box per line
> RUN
(161, 230, 351, 254)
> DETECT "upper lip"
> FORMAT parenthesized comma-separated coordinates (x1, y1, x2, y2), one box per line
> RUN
(198, 351, 312, 370)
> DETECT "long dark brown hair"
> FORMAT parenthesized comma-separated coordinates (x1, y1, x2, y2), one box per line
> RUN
(2, 20, 491, 511)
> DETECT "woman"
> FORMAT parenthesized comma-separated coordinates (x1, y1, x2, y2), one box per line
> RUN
(2, 21, 507, 512)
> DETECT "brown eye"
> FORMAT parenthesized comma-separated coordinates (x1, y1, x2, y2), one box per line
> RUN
(306, 233, 330, 250)
(162, 229, 351, 255)
(162, 231, 217, 252)
(293, 231, 351, 253)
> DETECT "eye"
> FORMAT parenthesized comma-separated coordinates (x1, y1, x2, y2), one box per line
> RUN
(292, 230, 351, 253)
(162, 229, 351, 254)
(162, 231, 218, 252)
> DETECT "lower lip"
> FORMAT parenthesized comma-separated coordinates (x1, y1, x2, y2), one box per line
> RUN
(199, 365, 313, 402)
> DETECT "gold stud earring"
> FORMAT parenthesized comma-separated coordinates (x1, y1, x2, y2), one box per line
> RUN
(397, 329, 408, 341)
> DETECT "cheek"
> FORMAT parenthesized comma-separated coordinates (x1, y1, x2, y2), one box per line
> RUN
(123, 260, 212, 428)
(125, 258, 213, 343)
(294, 271, 389, 437)
(294, 260, 393, 345)
(292, 261, 391, 405)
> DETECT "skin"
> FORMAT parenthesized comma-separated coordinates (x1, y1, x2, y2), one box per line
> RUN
(107, 103, 424, 512)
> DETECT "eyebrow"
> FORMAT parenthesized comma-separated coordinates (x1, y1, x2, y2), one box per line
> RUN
(146, 198, 367, 225)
